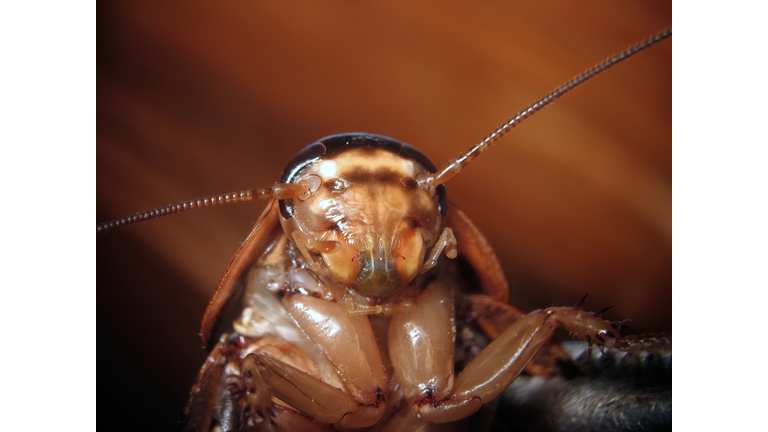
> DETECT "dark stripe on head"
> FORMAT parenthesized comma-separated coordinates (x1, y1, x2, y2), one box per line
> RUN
(280, 134, 447, 218)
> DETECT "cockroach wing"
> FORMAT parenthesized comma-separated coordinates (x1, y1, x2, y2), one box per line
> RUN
(200, 200, 283, 345)
(445, 202, 509, 303)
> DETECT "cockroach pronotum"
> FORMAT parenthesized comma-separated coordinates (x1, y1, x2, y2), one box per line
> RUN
(98, 5, 671, 431)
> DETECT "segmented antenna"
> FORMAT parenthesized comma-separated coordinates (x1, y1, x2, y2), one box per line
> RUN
(97, 177, 321, 235)
(98, 29, 670, 235)
(423, 28, 671, 187)
(97, 189, 262, 235)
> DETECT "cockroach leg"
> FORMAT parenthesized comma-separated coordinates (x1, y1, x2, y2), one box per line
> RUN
(219, 348, 349, 431)
(379, 405, 432, 432)
(464, 294, 526, 339)
(242, 293, 392, 428)
(281, 293, 389, 427)
(181, 338, 228, 432)
(283, 293, 386, 404)
(269, 405, 334, 432)
(249, 353, 360, 424)
(336, 400, 388, 429)
(202, 333, 386, 430)
(414, 304, 622, 423)
(389, 279, 456, 403)
(463, 294, 569, 377)
(420, 227, 458, 273)
(239, 355, 272, 428)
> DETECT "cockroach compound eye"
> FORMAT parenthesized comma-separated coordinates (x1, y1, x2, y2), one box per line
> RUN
(98, 24, 671, 432)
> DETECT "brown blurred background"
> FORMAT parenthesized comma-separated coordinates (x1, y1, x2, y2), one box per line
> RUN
(97, 2, 671, 430)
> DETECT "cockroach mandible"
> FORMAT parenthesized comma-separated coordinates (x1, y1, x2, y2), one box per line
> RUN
(98, 25, 671, 431)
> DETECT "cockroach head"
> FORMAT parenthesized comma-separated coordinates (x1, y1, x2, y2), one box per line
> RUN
(279, 134, 446, 297)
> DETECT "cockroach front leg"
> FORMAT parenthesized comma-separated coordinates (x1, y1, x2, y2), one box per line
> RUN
(241, 353, 371, 428)
(263, 293, 390, 428)
(231, 329, 387, 430)
(415, 301, 623, 423)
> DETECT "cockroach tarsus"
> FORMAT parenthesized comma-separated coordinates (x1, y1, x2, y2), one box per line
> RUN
(98, 30, 671, 432)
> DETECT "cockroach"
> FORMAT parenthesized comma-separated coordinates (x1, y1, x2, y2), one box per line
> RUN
(98, 20, 671, 431)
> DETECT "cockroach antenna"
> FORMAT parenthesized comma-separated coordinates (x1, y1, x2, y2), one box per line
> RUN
(420, 28, 671, 188)
(96, 176, 322, 235)
(97, 29, 670, 236)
